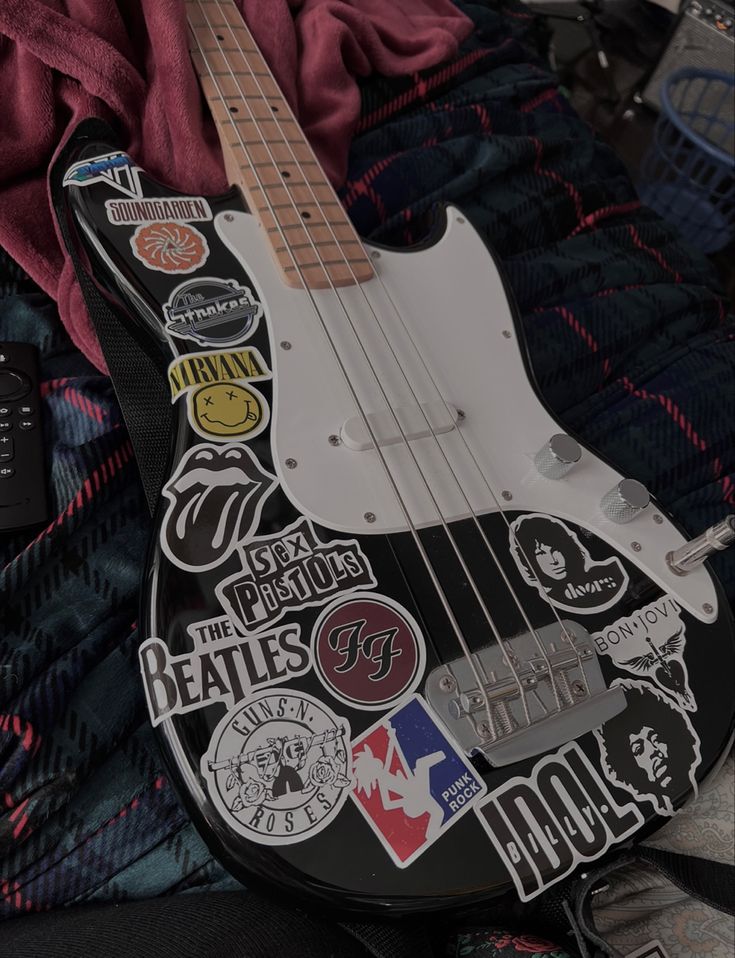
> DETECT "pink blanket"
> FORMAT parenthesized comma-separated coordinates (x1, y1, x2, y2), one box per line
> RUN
(0, 0, 471, 371)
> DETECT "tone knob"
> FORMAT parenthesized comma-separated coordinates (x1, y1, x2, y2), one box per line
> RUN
(600, 479, 650, 523)
(667, 516, 735, 575)
(534, 434, 582, 479)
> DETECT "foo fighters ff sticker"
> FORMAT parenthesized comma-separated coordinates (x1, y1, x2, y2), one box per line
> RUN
(217, 517, 377, 635)
(63, 151, 143, 198)
(202, 689, 351, 845)
(351, 695, 486, 869)
(131, 221, 209, 273)
(509, 514, 628, 614)
(593, 596, 694, 711)
(312, 593, 426, 710)
(160, 444, 277, 572)
(163, 277, 262, 347)
(106, 196, 212, 226)
(476, 742, 644, 901)
(594, 678, 701, 817)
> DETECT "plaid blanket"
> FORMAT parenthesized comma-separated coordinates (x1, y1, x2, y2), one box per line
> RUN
(0, 0, 733, 927)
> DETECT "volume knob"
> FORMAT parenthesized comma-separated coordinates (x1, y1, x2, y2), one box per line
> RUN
(601, 479, 650, 524)
(534, 434, 582, 479)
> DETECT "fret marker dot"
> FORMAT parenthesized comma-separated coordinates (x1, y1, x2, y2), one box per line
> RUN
(281, 171, 291, 178)
(301, 211, 311, 219)
(229, 106, 239, 114)
(216, 34, 224, 41)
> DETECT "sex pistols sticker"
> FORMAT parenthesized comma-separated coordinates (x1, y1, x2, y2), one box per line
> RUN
(131, 222, 209, 274)
(63, 151, 144, 198)
(351, 695, 486, 868)
(593, 596, 694, 711)
(202, 689, 351, 845)
(594, 678, 701, 816)
(163, 277, 262, 347)
(160, 444, 277, 572)
(312, 593, 426, 710)
(106, 196, 212, 226)
(217, 516, 377, 635)
(509, 514, 629, 613)
(475, 742, 644, 901)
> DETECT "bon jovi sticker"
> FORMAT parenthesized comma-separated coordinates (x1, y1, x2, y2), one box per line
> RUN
(131, 221, 209, 273)
(163, 277, 262, 347)
(509, 514, 628, 613)
(203, 689, 351, 845)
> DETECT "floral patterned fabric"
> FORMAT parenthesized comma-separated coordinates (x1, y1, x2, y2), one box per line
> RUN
(450, 929, 572, 957)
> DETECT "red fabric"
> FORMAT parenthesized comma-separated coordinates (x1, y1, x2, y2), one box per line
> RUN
(0, 0, 471, 371)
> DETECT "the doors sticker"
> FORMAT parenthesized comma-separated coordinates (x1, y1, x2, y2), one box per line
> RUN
(350, 695, 486, 869)
(202, 689, 351, 845)
(131, 222, 209, 273)
(160, 444, 277, 572)
(509, 514, 628, 613)
(312, 593, 426, 710)
(63, 151, 143, 198)
(592, 596, 694, 711)
(594, 678, 701, 816)
(163, 277, 262, 346)
(475, 742, 644, 901)
(106, 196, 212, 225)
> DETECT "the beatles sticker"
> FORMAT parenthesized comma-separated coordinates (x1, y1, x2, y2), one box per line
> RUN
(509, 514, 629, 614)
(131, 222, 209, 274)
(163, 277, 262, 347)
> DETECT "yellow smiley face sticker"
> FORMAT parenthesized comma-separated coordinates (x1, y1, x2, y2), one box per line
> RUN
(189, 382, 268, 439)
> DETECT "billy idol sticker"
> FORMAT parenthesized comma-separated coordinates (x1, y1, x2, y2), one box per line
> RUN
(106, 196, 212, 225)
(131, 221, 209, 273)
(351, 695, 486, 869)
(63, 151, 144, 198)
(475, 742, 644, 901)
(163, 277, 262, 347)
(312, 593, 426, 710)
(509, 514, 629, 613)
(203, 689, 352, 845)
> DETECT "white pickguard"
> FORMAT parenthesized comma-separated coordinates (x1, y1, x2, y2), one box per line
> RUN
(217, 207, 718, 622)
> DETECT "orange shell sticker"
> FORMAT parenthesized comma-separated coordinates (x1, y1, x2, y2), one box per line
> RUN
(130, 221, 209, 273)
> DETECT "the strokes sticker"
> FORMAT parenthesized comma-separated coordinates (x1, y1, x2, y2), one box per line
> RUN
(202, 689, 351, 845)
(509, 514, 629, 614)
(163, 277, 262, 347)
(160, 444, 277, 572)
(131, 222, 209, 273)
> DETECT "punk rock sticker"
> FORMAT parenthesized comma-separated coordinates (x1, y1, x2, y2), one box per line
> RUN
(106, 196, 212, 226)
(476, 742, 644, 901)
(312, 593, 425, 710)
(593, 596, 694, 711)
(163, 277, 262, 346)
(131, 221, 209, 273)
(63, 151, 143, 198)
(509, 514, 628, 614)
(594, 678, 701, 817)
(203, 689, 352, 845)
(351, 695, 486, 869)
(218, 517, 377, 635)
(160, 444, 277, 572)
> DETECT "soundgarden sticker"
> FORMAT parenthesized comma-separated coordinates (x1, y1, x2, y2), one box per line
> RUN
(163, 277, 262, 346)
(203, 689, 351, 845)
(106, 196, 212, 225)
(509, 514, 628, 613)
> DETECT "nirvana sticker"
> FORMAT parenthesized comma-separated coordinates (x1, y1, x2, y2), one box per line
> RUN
(510, 514, 628, 614)
(106, 196, 212, 226)
(593, 596, 694, 711)
(312, 593, 426, 710)
(160, 444, 277, 572)
(168, 348, 270, 399)
(218, 517, 377, 635)
(131, 221, 209, 273)
(63, 151, 143, 198)
(203, 689, 351, 845)
(476, 742, 644, 901)
(351, 695, 486, 869)
(163, 277, 262, 346)
(139, 618, 310, 726)
(594, 678, 701, 816)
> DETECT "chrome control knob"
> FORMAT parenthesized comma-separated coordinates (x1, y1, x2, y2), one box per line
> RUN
(667, 516, 735, 575)
(601, 478, 650, 523)
(534, 434, 582, 479)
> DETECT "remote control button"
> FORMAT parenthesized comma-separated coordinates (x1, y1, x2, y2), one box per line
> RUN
(18, 405, 34, 416)
(0, 369, 31, 401)
(0, 421, 11, 433)
(0, 436, 14, 461)
(0, 466, 15, 479)
(0, 353, 8, 364)
(18, 420, 34, 430)
(0, 407, 10, 416)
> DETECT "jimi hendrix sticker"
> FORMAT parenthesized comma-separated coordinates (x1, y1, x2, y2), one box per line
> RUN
(63, 151, 144, 198)
(593, 596, 694, 711)
(160, 444, 277, 572)
(202, 689, 351, 845)
(163, 277, 262, 346)
(509, 514, 628, 614)
(594, 678, 701, 817)
(106, 196, 212, 226)
(131, 222, 209, 273)
(312, 593, 426, 710)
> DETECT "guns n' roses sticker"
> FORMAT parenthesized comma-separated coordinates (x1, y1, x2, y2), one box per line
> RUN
(509, 514, 628, 614)
(203, 689, 352, 845)
(131, 221, 209, 273)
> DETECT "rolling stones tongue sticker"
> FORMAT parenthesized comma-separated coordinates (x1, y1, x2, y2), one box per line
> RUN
(131, 221, 209, 273)
(509, 514, 628, 613)
(160, 444, 277, 572)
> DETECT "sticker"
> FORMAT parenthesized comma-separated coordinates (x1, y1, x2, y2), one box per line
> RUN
(106, 196, 212, 225)
(63, 151, 143, 198)
(509, 514, 629, 613)
(218, 517, 377, 635)
(476, 742, 644, 901)
(131, 221, 209, 273)
(594, 678, 701, 816)
(168, 348, 270, 399)
(350, 695, 486, 868)
(139, 617, 311, 726)
(202, 689, 351, 845)
(625, 942, 670, 958)
(312, 593, 425, 710)
(593, 596, 694, 711)
(163, 277, 262, 346)
(160, 444, 277, 572)
(190, 382, 268, 440)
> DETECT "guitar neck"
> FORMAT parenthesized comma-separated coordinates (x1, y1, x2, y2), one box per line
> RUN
(185, 0, 374, 289)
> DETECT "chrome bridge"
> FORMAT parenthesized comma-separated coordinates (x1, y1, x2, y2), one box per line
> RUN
(425, 620, 626, 767)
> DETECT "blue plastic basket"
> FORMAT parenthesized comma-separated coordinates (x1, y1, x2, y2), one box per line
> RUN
(639, 68, 735, 254)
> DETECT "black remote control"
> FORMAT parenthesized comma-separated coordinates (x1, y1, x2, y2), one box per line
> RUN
(0, 342, 48, 532)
